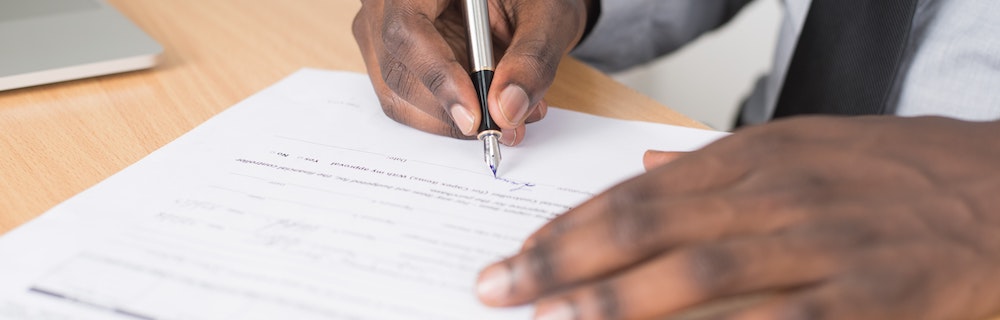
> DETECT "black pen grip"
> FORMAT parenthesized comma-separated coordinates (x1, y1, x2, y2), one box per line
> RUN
(471, 70, 499, 133)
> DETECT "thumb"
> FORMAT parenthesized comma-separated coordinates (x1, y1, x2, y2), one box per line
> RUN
(487, 1, 589, 129)
(643, 150, 687, 171)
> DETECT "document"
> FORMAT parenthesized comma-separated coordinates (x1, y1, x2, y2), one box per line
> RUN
(0, 69, 727, 319)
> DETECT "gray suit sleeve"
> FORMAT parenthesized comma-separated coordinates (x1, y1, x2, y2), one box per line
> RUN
(572, 0, 756, 72)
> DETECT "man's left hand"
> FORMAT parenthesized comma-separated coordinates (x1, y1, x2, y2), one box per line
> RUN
(476, 116, 1000, 320)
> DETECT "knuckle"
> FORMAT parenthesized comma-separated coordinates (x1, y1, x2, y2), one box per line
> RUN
(380, 104, 410, 128)
(683, 245, 741, 295)
(380, 9, 432, 54)
(790, 171, 833, 190)
(754, 127, 797, 152)
(606, 183, 662, 249)
(593, 282, 622, 320)
(378, 95, 410, 126)
(783, 298, 827, 320)
(521, 243, 559, 294)
(796, 218, 881, 249)
(507, 39, 562, 83)
(381, 59, 417, 98)
(546, 218, 580, 239)
(731, 122, 797, 155)
(351, 14, 366, 40)
(850, 271, 926, 307)
(352, 1, 379, 41)
(379, 14, 411, 51)
(419, 63, 452, 95)
(748, 183, 819, 215)
(607, 207, 660, 251)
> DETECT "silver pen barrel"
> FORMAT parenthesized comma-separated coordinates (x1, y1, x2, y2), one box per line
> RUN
(464, 0, 495, 72)
(465, 0, 502, 176)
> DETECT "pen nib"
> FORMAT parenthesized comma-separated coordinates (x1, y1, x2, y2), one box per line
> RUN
(481, 131, 502, 177)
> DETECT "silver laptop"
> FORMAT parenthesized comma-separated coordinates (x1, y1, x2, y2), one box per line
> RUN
(0, 0, 162, 91)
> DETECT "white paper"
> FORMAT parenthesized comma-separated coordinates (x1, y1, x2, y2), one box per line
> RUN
(0, 69, 727, 320)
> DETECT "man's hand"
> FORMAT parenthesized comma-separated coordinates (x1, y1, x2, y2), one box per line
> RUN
(353, 0, 592, 146)
(476, 116, 1000, 320)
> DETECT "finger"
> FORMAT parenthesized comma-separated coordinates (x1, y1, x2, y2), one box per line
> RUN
(525, 99, 548, 124)
(524, 150, 748, 246)
(488, 1, 589, 129)
(500, 125, 527, 146)
(726, 243, 1000, 320)
(525, 235, 844, 320)
(713, 295, 825, 320)
(714, 280, 908, 320)
(379, 0, 483, 135)
(642, 150, 687, 171)
(482, 194, 820, 307)
(499, 100, 545, 147)
(520, 196, 917, 294)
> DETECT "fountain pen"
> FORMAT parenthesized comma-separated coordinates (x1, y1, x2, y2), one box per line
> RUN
(463, 0, 502, 177)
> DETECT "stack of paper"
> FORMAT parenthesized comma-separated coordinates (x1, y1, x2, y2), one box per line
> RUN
(0, 70, 726, 319)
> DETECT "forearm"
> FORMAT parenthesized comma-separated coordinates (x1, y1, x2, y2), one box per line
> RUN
(572, 0, 756, 72)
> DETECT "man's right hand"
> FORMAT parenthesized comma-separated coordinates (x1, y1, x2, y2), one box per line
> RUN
(353, 0, 593, 146)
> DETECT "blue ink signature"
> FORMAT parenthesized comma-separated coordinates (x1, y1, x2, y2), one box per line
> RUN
(495, 176, 536, 192)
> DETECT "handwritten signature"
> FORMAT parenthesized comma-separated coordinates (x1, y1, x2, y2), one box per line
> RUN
(495, 176, 536, 192)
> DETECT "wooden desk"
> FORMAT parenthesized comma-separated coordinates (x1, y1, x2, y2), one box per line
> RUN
(0, 0, 704, 235)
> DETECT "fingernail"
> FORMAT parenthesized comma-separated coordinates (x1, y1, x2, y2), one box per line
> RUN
(476, 264, 511, 302)
(450, 104, 475, 135)
(535, 301, 574, 320)
(499, 85, 529, 126)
